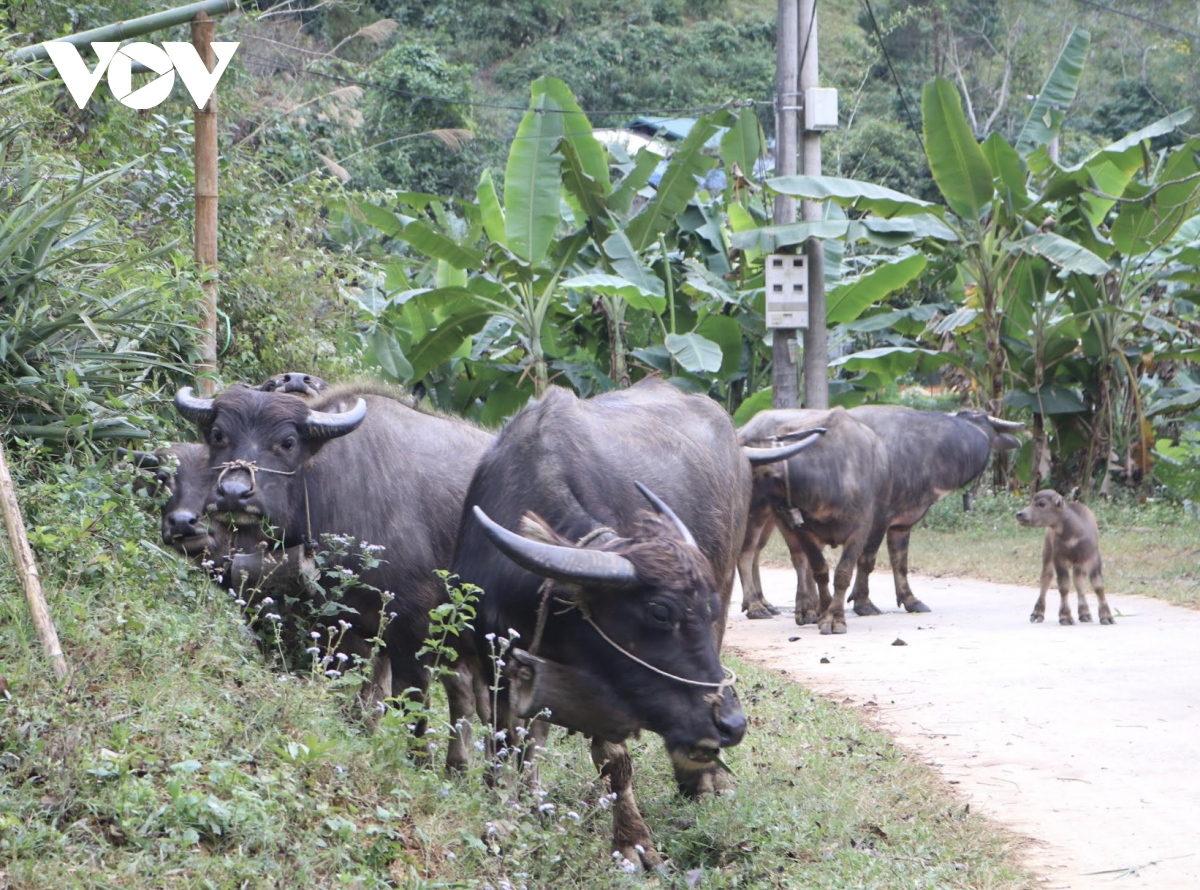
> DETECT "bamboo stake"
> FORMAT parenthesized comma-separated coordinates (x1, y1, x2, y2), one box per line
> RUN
(0, 439, 69, 682)
(193, 11, 220, 397)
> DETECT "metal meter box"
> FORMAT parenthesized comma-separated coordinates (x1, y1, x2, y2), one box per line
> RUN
(804, 87, 839, 132)
(765, 253, 808, 329)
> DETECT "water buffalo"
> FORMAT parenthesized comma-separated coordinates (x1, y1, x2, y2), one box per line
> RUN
(257, 371, 328, 398)
(846, 406, 1022, 615)
(173, 382, 494, 769)
(452, 378, 812, 869)
(737, 408, 892, 634)
(1017, 489, 1113, 625)
(120, 444, 231, 561)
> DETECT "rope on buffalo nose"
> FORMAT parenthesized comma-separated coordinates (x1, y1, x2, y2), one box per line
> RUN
(211, 460, 315, 552)
(578, 611, 737, 692)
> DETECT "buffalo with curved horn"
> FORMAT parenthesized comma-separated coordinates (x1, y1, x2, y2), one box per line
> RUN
(452, 377, 815, 870)
(173, 382, 494, 771)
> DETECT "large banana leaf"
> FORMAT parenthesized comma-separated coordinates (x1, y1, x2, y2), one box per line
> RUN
(505, 77, 567, 266)
(560, 272, 665, 313)
(626, 115, 720, 252)
(765, 174, 933, 217)
(476, 169, 506, 247)
(826, 254, 927, 325)
(921, 78, 994, 221)
(1015, 28, 1091, 156)
(1005, 233, 1110, 275)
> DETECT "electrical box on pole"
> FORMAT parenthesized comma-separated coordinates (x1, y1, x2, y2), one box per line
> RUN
(765, 254, 808, 329)
(804, 88, 838, 131)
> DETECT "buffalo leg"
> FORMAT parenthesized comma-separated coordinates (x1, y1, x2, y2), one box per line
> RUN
(1090, 562, 1114, 625)
(885, 527, 930, 613)
(1072, 566, 1094, 623)
(793, 534, 851, 635)
(736, 507, 779, 619)
(1030, 537, 1053, 623)
(591, 740, 662, 871)
(362, 651, 393, 732)
(441, 663, 476, 772)
(1055, 557, 1075, 625)
(850, 546, 882, 616)
(776, 521, 818, 626)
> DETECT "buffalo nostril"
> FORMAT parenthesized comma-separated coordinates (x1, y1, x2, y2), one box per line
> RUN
(216, 478, 253, 511)
(166, 510, 199, 536)
(715, 703, 747, 746)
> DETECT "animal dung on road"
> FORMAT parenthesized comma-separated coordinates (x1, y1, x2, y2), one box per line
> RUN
(892, 638, 907, 646)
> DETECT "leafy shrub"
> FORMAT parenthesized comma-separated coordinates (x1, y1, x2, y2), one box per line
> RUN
(0, 123, 189, 450)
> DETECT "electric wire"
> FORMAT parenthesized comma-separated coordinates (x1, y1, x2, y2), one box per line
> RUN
(859, 0, 925, 154)
(1070, 0, 1200, 42)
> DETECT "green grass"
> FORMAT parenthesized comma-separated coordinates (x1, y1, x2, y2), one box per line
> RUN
(1, 455, 1032, 889)
(762, 492, 1200, 610)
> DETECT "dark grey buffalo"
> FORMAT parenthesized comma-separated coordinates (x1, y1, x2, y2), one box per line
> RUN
(174, 382, 494, 769)
(845, 406, 1022, 615)
(257, 371, 328, 398)
(451, 378, 813, 869)
(737, 408, 892, 634)
(120, 444, 231, 561)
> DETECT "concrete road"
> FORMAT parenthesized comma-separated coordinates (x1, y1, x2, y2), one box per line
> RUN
(724, 569, 1200, 889)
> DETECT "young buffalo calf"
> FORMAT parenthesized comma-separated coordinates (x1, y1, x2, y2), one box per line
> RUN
(1016, 490, 1114, 625)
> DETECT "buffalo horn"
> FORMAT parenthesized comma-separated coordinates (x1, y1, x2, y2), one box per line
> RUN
(634, 482, 697, 548)
(301, 398, 368, 440)
(174, 387, 215, 424)
(117, 447, 161, 469)
(986, 415, 1025, 432)
(743, 427, 826, 466)
(473, 506, 639, 588)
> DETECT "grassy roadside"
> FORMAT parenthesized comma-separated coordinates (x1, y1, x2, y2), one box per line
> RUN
(762, 492, 1200, 610)
(0, 458, 1031, 889)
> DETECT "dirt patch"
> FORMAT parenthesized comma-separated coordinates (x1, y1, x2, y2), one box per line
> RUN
(725, 569, 1200, 889)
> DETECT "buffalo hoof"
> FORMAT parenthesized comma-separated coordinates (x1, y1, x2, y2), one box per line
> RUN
(795, 609, 818, 626)
(818, 620, 847, 635)
(853, 599, 883, 617)
(745, 604, 776, 620)
(1078, 612, 1093, 623)
(1059, 615, 1075, 626)
(905, 599, 932, 614)
(1030, 613, 1044, 623)
(1100, 614, 1115, 625)
(615, 838, 664, 873)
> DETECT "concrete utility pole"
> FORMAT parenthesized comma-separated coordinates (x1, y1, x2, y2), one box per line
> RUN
(193, 11, 219, 396)
(771, 0, 800, 409)
(799, 0, 828, 409)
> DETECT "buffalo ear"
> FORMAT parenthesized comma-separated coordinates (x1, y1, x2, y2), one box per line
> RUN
(1052, 493, 1065, 509)
(993, 433, 1021, 452)
(519, 513, 568, 546)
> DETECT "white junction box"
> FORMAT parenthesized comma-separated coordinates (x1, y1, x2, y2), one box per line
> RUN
(765, 254, 808, 329)
(804, 87, 839, 132)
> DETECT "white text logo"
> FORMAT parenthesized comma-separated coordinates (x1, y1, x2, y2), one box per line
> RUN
(43, 41, 240, 110)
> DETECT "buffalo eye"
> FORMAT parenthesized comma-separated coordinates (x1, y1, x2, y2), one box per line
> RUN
(209, 427, 225, 446)
(648, 602, 672, 625)
(280, 435, 297, 452)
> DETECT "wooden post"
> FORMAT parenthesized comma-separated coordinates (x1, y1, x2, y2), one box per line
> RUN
(799, 0, 828, 409)
(0, 440, 69, 683)
(193, 11, 219, 396)
(771, 0, 800, 409)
